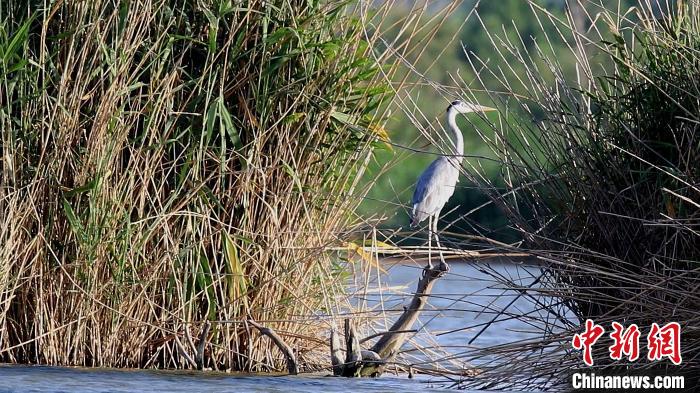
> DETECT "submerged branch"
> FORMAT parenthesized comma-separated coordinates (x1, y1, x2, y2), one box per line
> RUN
(249, 319, 299, 375)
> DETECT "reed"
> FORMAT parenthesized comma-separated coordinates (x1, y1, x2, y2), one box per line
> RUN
(450, 0, 700, 389)
(0, 0, 394, 371)
(352, 0, 699, 389)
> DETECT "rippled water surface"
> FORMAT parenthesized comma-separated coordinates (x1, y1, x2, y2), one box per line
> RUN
(0, 261, 552, 392)
(0, 366, 458, 393)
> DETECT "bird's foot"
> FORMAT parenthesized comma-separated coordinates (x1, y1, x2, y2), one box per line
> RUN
(424, 261, 448, 272)
(423, 261, 448, 278)
(438, 260, 450, 273)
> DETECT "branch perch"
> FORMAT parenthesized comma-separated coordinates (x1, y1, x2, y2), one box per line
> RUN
(329, 263, 447, 377)
(371, 265, 446, 357)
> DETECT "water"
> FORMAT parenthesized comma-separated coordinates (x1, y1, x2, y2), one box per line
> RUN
(0, 260, 556, 392)
(0, 366, 452, 393)
(362, 258, 547, 348)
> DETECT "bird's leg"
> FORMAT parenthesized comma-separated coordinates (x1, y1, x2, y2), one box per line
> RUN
(433, 212, 449, 272)
(427, 215, 433, 270)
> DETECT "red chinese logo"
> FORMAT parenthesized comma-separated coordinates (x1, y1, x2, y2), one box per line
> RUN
(609, 322, 640, 361)
(572, 319, 605, 366)
(647, 322, 682, 365)
(572, 320, 682, 366)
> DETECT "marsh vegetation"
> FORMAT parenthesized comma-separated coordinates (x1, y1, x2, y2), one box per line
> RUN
(1, 0, 698, 391)
(0, 0, 392, 371)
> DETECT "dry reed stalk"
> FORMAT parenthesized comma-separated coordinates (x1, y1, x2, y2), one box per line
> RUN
(346, 0, 698, 390)
(0, 0, 410, 372)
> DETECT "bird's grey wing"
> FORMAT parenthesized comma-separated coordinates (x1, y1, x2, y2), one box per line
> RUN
(411, 159, 454, 225)
(411, 159, 439, 206)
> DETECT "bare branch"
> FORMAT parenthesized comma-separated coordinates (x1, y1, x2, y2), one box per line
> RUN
(370, 265, 447, 367)
(249, 319, 299, 375)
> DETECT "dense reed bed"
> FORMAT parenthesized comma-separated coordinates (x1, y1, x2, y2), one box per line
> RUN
(450, 1, 700, 389)
(350, 1, 699, 390)
(0, 0, 395, 371)
(3, 0, 697, 388)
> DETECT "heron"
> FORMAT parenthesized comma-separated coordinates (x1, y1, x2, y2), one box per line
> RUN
(410, 100, 495, 271)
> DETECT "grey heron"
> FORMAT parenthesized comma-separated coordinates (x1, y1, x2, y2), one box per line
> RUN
(410, 100, 495, 271)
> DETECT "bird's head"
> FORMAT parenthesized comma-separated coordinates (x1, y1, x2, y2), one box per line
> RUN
(448, 100, 496, 114)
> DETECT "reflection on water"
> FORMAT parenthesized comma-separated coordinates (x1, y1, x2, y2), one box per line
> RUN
(0, 260, 560, 392)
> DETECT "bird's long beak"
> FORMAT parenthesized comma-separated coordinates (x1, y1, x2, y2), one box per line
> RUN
(475, 105, 497, 112)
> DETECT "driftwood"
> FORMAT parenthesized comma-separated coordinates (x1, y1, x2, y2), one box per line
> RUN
(330, 263, 448, 377)
(330, 319, 384, 377)
(249, 319, 299, 375)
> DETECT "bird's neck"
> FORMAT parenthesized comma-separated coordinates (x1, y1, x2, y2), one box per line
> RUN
(446, 108, 464, 163)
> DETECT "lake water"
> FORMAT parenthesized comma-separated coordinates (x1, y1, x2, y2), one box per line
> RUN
(0, 260, 557, 392)
(0, 366, 454, 392)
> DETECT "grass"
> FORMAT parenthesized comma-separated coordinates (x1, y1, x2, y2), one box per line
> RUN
(350, 0, 698, 389)
(450, 0, 699, 389)
(3, 0, 697, 388)
(0, 0, 394, 371)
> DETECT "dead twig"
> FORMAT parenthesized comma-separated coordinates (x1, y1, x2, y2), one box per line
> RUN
(174, 334, 197, 369)
(359, 329, 417, 344)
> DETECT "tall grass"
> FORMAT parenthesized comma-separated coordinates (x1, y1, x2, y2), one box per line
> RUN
(351, 0, 699, 389)
(0, 0, 393, 371)
(449, 0, 699, 388)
